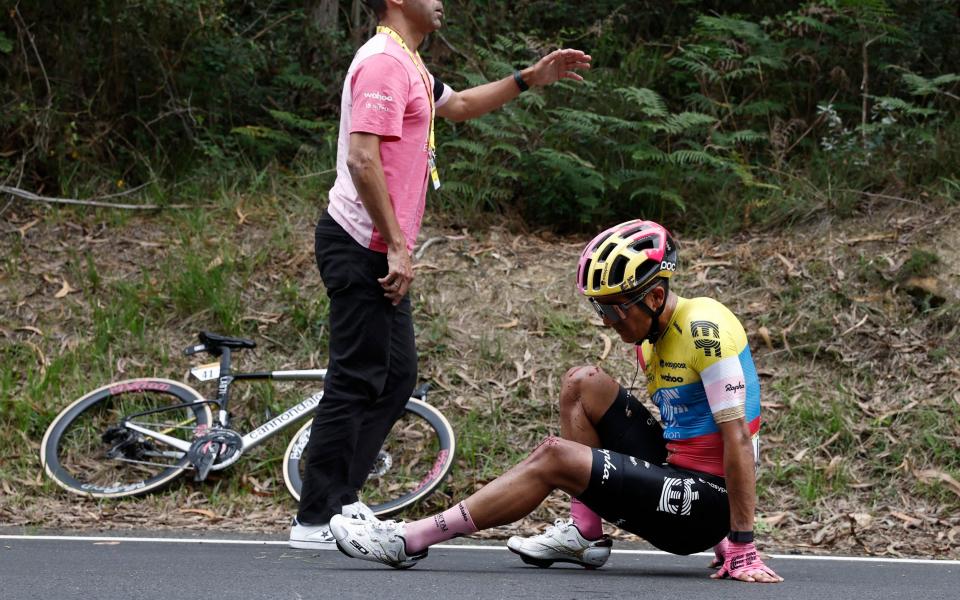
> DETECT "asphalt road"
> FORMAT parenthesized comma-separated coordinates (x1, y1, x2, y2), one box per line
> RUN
(1, 533, 957, 600)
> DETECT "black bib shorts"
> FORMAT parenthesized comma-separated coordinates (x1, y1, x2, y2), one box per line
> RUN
(576, 387, 730, 555)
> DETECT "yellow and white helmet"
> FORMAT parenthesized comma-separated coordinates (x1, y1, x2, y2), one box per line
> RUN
(577, 219, 678, 298)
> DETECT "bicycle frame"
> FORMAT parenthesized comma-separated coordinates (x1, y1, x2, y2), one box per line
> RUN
(122, 346, 332, 464)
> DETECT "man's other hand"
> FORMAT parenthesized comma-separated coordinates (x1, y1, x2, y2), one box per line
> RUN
(525, 49, 592, 87)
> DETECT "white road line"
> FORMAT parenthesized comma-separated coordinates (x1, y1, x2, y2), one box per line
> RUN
(1, 535, 957, 566)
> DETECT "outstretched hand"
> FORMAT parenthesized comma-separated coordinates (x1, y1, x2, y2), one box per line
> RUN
(525, 48, 592, 87)
(710, 540, 783, 583)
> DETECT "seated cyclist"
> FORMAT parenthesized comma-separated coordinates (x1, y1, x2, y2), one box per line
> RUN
(329, 219, 782, 583)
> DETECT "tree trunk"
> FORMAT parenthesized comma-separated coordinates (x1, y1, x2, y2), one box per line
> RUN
(351, 0, 367, 47)
(860, 32, 870, 151)
(860, 33, 884, 151)
(307, 0, 338, 31)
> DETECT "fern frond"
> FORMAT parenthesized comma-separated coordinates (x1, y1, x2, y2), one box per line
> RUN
(871, 95, 939, 117)
(607, 169, 659, 188)
(490, 143, 522, 159)
(744, 55, 788, 71)
(721, 67, 762, 82)
(446, 160, 480, 172)
(684, 93, 723, 114)
(786, 15, 842, 36)
(276, 71, 327, 92)
(668, 56, 721, 82)
(443, 139, 490, 157)
(666, 149, 727, 168)
(230, 125, 297, 145)
(533, 148, 606, 193)
(628, 186, 686, 211)
(614, 87, 669, 117)
(440, 180, 472, 195)
(546, 108, 602, 136)
(628, 185, 664, 199)
(712, 129, 768, 146)
(631, 145, 669, 164)
(550, 108, 646, 135)
(650, 112, 718, 135)
(901, 72, 960, 96)
(931, 73, 960, 87)
(696, 15, 766, 42)
(734, 99, 786, 117)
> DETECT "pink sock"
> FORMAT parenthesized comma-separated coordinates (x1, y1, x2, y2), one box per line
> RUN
(571, 498, 603, 540)
(404, 501, 478, 554)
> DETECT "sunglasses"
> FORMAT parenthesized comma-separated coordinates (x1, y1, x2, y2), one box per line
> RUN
(588, 286, 655, 323)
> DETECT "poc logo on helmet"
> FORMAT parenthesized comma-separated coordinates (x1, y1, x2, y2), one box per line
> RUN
(661, 261, 676, 271)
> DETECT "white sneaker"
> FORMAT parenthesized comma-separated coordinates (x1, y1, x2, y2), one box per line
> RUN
(507, 519, 612, 569)
(342, 500, 378, 522)
(329, 514, 427, 569)
(289, 517, 336, 549)
(289, 502, 379, 549)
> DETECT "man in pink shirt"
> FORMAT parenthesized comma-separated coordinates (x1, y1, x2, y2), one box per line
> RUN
(290, 0, 591, 548)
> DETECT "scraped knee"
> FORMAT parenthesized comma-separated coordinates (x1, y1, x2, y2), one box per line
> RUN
(560, 365, 617, 415)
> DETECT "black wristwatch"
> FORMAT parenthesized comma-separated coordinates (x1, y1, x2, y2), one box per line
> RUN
(727, 530, 754, 543)
(513, 70, 529, 92)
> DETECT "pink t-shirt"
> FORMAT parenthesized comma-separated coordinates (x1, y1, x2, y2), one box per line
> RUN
(327, 33, 452, 253)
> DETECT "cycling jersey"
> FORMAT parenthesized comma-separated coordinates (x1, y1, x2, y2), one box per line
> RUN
(639, 296, 761, 477)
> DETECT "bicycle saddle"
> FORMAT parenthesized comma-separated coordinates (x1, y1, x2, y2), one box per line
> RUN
(198, 331, 257, 351)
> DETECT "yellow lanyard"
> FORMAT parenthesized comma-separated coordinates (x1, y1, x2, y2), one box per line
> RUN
(376, 25, 440, 190)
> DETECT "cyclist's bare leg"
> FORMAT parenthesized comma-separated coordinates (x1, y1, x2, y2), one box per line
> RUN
(404, 437, 592, 553)
(559, 365, 620, 446)
(558, 365, 619, 538)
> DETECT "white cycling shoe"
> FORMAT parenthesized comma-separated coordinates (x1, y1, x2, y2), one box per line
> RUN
(289, 501, 378, 549)
(329, 514, 427, 569)
(507, 519, 612, 569)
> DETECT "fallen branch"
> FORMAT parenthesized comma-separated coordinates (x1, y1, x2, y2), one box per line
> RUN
(415, 236, 447, 259)
(0, 184, 189, 210)
(834, 188, 925, 207)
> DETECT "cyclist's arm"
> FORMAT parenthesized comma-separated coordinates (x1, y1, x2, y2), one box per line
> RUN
(436, 48, 591, 122)
(718, 418, 756, 532)
(714, 417, 782, 583)
(698, 348, 754, 533)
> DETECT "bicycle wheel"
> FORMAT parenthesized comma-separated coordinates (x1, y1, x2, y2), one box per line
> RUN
(41, 378, 213, 498)
(282, 398, 456, 517)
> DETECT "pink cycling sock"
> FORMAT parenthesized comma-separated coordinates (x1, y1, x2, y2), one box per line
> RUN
(571, 498, 603, 540)
(404, 501, 478, 554)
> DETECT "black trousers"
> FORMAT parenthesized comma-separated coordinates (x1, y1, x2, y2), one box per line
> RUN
(296, 212, 418, 524)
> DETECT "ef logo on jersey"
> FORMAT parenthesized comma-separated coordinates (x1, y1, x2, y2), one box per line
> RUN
(691, 320, 721, 358)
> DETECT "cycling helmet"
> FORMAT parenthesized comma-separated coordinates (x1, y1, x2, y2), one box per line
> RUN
(577, 219, 678, 298)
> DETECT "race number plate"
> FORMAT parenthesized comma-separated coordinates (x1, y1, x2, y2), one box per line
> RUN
(190, 362, 221, 382)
